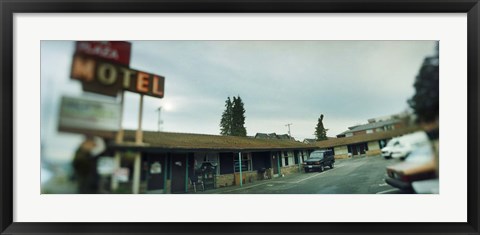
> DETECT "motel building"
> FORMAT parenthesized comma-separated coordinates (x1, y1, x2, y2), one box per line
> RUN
(106, 131, 318, 194)
(103, 127, 419, 194)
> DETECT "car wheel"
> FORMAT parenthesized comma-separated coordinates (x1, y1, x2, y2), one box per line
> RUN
(319, 164, 324, 172)
(330, 162, 334, 169)
(305, 169, 309, 173)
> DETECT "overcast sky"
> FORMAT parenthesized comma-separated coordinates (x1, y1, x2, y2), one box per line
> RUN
(41, 40, 436, 163)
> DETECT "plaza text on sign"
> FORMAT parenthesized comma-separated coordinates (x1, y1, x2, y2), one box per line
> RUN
(71, 54, 165, 98)
(75, 41, 131, 66)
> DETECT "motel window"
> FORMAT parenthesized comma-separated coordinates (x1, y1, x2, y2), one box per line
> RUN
(234, 153, 252, 172)
(294, 155, 299, 164)
(284, 157, 289, 166)
(283, 151, 288, 157)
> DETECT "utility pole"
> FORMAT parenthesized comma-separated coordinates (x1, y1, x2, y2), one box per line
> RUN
(156, 107, 163, 132)
(285, 123, 293, 138)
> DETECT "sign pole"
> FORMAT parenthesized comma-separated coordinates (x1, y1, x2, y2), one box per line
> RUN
(132, 94, 144, 194)
(111, 91, 125, 192)
(135, 94, 144, 144)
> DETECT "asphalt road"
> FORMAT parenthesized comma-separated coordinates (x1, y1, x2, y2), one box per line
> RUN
(209, 155, 402, 194)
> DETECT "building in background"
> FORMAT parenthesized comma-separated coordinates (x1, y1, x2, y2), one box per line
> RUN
(315, 127, 419, 159)
(336, 112, 412, 138)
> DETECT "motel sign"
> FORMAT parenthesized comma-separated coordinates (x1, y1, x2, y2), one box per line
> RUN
(71, 53, 165, 98)
(67, 41, 164, 194)
(75, 41, 132, 66)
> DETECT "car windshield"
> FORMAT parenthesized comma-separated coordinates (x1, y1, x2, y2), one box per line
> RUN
(309, 152, 324, 159)
(386, 139, 398, 147)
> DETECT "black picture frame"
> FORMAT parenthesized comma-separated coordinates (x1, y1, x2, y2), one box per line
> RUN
(1, 0, 479, 234)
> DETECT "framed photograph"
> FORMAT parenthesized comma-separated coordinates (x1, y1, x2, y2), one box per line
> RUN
(1, 0, 479, 234)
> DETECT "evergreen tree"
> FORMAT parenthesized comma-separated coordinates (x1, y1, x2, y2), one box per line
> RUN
(231, 96, 247, 137)
(408, 43, 439, 123)
(314, 114, 328, 141)
(220, 96, 247, 137)
(219, 97, 233, 136)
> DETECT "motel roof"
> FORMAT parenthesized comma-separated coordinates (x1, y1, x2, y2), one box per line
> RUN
(111, 126, 423, 153)
(116, 130, 317, 152)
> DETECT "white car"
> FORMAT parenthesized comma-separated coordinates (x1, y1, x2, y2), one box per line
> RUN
(381, 137, 400, 159)
(382, 131, 430, 160)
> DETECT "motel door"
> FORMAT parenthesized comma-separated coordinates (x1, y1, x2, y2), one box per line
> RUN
(351, 146, 358, 156)
(171, 154, 187, 193)
(146, 155, 165, 191)
(354, 144, 366, 155)
(359, 145, 366, 154)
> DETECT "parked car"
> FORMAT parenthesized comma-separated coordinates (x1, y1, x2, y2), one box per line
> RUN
(304, 150, 335, 172)
(381, 137, 400, 159)
(382, 131, 430, 160)
(384, 144, 437, 192)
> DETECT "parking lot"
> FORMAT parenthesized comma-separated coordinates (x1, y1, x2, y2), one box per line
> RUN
(200, 155, 402, 194)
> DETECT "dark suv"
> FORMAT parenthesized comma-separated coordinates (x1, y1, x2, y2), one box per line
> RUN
(304, 150, 335, 172)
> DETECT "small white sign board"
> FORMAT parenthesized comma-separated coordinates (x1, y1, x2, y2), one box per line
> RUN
(114, 168, 130, 182)
(97, 156, 114, 175)
(150, 162, 162, 174)
(58, 96, 121, 136)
